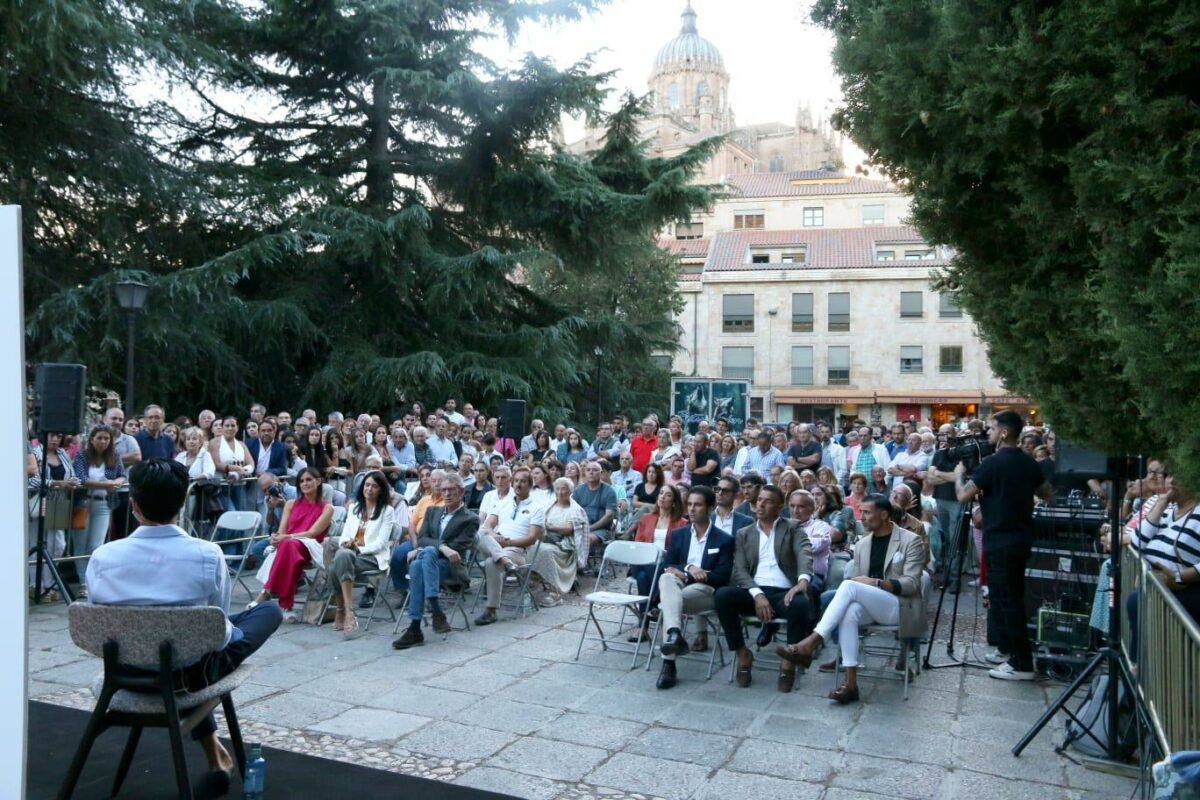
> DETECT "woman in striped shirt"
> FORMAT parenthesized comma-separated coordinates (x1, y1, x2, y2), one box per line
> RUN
(1126, 472, 1200, 658)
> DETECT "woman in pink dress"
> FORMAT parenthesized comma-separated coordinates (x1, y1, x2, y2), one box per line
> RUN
(253, 467, 334, 621)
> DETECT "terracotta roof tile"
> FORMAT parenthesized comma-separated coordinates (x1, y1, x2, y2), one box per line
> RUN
(659, 238, 710, 257)
(720, 169, 895, 198)
(700, 225, 947, 272)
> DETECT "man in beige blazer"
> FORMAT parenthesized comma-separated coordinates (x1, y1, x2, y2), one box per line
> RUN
(777, 493, 926, 704)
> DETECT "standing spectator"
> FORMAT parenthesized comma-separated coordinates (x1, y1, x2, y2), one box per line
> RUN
(72, 425, 127, 595)
(733, 430, 786, 477)
(134, 404, 174, 460)
(848, 426, 891, 477)
(817, 421, 847, 487)
(717, 434, 739, 475)
(210, 417, 254, 511)
(887, 433, 929, 490)
(885, 424, 907, 459)
(572, 462, 617, 573)
(28, 432, 78, 595)
(427, 418, 459, 469)
(687, 432, 721, 488)
(253, 467, 334, 622)
(104, 406, 141, 541)
(785, 425, 822, 473)
(558, 431, 589, 464)
(197, 409, 217, 440)
(300, 426, 330, 477)
(175, 428, 216, 480)
(588, 422, 624, 468)
(629, 418, 659, 475)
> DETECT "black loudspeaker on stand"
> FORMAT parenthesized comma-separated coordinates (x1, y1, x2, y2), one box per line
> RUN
(497, 399, 526, 441)
(30, 363, 87, 606)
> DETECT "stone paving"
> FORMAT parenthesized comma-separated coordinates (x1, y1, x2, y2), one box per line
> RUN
(27, 577, 1141, 800)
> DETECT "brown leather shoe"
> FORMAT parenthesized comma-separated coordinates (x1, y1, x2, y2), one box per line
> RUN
(735, 651, 753, 688)
(775, 643, 813, 669)
(692, 632, 708, 653)
(818, 658, 839, 673)
(431, 610, 451, 634)
(777, 668, 796, 693)
(828, 683, 860, 705)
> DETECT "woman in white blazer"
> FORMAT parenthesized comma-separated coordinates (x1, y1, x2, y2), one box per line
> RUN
(329, 470, 396, 636)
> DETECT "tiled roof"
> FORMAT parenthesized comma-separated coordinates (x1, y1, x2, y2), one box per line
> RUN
(720, 169, 896, 198)
(659, 238, 710, 258)
(701, 225, 948, 272)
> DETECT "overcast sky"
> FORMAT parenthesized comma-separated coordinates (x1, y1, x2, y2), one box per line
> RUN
(479, 0, 846, 142)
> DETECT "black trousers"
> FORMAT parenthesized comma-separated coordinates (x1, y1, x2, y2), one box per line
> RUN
(984, 534, 1033, 670)
(714, 585, 814, 651)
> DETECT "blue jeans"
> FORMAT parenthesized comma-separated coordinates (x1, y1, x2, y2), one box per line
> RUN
(390, 541, 415, 592)
(406, 546, 451, 621)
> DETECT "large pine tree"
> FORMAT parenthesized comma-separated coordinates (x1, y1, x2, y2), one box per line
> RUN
(18, 1, 715, 420)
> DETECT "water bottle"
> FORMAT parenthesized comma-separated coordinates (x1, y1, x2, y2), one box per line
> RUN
(243, 743, 266, 799)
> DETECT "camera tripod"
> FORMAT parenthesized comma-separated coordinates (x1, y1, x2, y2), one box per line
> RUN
(28, 434, 75, 606)
(923, 498, 990, 670)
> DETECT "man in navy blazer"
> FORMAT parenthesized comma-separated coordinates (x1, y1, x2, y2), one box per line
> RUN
(246, 420, 288, 477)
(656, 485, 735, 690)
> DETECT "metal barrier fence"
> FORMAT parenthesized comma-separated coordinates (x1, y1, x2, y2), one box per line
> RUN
(1122, 545, 1200, 755)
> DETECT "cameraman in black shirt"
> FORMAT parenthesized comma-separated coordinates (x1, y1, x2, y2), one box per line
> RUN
(955, 410, 1054, 681)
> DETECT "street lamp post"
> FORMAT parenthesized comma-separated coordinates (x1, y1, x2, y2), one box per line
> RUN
(594, 346, 604, 424)
(114, 279, 149, 413)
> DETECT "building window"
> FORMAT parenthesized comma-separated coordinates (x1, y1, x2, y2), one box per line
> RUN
(900, 345, 924, 374)
(734, 212, 765, 230)
(722, 347, 754, 382)
(668, 83, 681, 108)
(791, 346, 814, 386)
(828, 292, 850, 332)
(802, 207, 824, 227)
(904, 249, 934, 260)
(828, 346, 850, 385)
(675, 222, 703, 240)
(876, 250, 895, 261)
(722, 294, 754, 333)
(749, 395, 763, 420)
(649, 355, 673, 373)
(939, 291, 963, 318)
(751, 254, 769, 264)
(769, 153, 785, 173)
(900, 291, 923, 319)
(791, 293, 813, 332)
(940, 346, 964, 373)
(862, 204, 885, 225)
(780, 252, 806, 264)
(695, 81, 708, 101)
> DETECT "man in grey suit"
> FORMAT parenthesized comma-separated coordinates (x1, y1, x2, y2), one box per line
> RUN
(714, 485, 815, 693)
(392, 473, 479, 650)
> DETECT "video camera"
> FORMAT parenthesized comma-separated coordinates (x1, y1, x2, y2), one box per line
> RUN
(943, 431, 995, 475)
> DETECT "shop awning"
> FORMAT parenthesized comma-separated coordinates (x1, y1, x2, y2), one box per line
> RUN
(874, 390, 982, 404)
(988, 394, 1030, 405)
(774, 390, 876, 405)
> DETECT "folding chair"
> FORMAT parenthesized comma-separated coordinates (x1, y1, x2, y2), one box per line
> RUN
(211, 511, 263, 599)
(574, 540, 662, 669)
(469, 539, 543, 619)
(298, 506, 347, 618)
(645, 609, 727, 679)
(832, 623, 922, 699)
(59, 603, 253, 800)
(393, 547, 477, 638)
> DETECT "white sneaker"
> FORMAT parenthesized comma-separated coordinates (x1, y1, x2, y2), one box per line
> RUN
(988, 662, 1035, 681)
(967, 579, 980, 588)
(282, 610, 299, 624)
(985, 649, 1010, 665)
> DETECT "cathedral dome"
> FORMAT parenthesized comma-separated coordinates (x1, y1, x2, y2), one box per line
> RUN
(653, 3, 724, 69)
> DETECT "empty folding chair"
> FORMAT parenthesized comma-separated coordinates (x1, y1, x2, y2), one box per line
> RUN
(574, 540, 662, 669)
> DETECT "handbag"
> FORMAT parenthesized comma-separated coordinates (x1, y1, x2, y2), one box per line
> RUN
(70, 503, 90, 530)
(44, 489, 75, 530)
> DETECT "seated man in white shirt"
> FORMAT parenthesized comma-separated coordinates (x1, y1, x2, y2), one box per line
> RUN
(473, 467, 542, 625)
(86, 459, 283, 789)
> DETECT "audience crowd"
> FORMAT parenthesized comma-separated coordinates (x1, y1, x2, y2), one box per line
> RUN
(27, 396, 1196, 708)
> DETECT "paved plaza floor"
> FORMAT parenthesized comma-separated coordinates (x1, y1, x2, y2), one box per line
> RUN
(27, 579, 1140, 800)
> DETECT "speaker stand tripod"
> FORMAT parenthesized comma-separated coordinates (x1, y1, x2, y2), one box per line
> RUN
(923, 500, 990, 670)
(29, 437, 75, 606)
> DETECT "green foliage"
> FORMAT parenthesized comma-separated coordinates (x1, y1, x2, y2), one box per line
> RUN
(11, 1, 712, 423)
(812, 0, 1200, 485)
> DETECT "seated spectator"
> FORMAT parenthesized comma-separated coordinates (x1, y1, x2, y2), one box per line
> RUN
(409, 468, 446, 534)
(327, 471, 395, 637)
(868, 465, 890, 495)
(473, 467, 542, 625)
(530, 463, 554, 507)
(86, 459, 282, 785)
(717, 434, 739, 475)
(846, 471, 869, 520)
(478, 464, 512, 521)
(714, 485, 815, 693)
(252, 467, 334, 622)
(890, 483, 932, 571)
(734, 472, 765, 518)
(814, 483, 855, 549)
(633, 462, 664, 511)
(787, 490, 833, 591)
(664, 455, 688, 488)
(280, 430, 306, 476)
(711, 475, 753, 538)
(816, 466, 838, 488)
(655, 486, 735, 689)
(527, 430, 552, 464)
(72, 425, 128, 596)
(242, 473, 296, 568)
(777, 494, 926, 704)
(392, 473, 478, 649)
(324, 429, 351, 484)
(347, 429, 377, 474)
(530, 478, 588, 604)
(465, 462, 493, 513)
(558, 430, 588, 464)
(572, 462, 618, 574)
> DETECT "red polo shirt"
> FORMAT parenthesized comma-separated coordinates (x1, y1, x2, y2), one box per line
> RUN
(630, 434, 658, 474)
